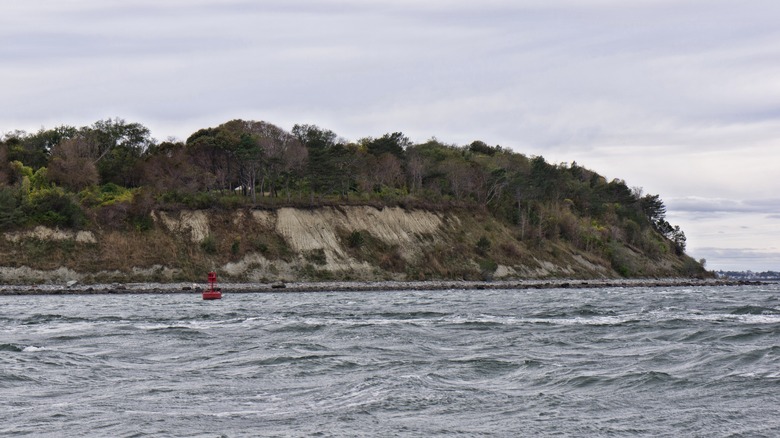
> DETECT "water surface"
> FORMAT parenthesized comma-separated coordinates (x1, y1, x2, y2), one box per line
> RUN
(3, 284, 780, 436)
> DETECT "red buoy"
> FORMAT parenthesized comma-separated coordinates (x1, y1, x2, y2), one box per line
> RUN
(202, 271, 222, 300)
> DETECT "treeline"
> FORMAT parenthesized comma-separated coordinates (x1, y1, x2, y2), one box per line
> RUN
(716, 271, 780, 280)
(0, 118, 687, 256)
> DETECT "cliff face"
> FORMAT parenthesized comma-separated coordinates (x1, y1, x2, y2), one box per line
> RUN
(0, 206, 703, 284)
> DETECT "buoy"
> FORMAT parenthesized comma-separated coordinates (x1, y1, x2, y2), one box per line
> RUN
(202, 271, 222, 300)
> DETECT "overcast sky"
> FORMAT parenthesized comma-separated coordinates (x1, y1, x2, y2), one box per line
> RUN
(2, 0, 779, 271)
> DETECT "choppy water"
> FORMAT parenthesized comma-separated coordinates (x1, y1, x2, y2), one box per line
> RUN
(3, 284, 780, 437)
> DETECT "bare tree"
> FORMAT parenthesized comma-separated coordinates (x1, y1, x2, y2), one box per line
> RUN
(406, 150, 425, 194)
(47, 136, 99, 191)
(375, 153, 404, 189)
(140, 142, 212, 193)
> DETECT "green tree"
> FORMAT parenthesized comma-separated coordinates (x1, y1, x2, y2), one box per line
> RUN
(293, 124, 343, 197)
(4, 126, 77, 170)
(364, 132, 410, 159)
(186, 127, 240, 191)
(86, 118, 154, 186)
(0, 186, 24, 229)
(469, 140, 500, 156)
(236, 132, 264, 204)
(640, 193, 666, 227)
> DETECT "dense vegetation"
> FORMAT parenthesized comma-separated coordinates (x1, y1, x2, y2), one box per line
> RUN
(0, 118, 693, 275)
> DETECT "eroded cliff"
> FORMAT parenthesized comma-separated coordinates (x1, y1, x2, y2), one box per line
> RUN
(0, 206, 703, 284)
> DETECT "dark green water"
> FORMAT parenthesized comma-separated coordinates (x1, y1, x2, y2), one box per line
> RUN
(3, 284, 780, 436)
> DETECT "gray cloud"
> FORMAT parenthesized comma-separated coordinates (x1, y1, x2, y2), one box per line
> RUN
(667, 197, 780, 215)
(696, 247, 780, 272)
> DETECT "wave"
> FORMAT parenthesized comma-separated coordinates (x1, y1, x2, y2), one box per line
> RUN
(21, 313, 85, 325)
(444, 320, 506, 330)
(269, 322, 327, 334)
(448, 357, 521, 375)
(0, 372, 37, 384)
(720, 326, 779, 342)
(0, 343, 46, 353)
(244, 353, 342, 367)
(556, 371, 681, 391)
(729, 305, 780, 315)
(0, 343, 23, 352)
(529, 305, 617, 319)
(374, 311, 450, 320)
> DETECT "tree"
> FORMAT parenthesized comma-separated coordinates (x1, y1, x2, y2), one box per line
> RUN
(139, 141, 211, 193)
(186, 127, 239, 191)
(278, 133, 308, 200)
(292, 124, 337, 150)
(85, 118, 154, 186)
(440, 156, 477, 200)
(405, 148, 426, 193)
(669, 225, 687, 255)
(243, 121, 306, 199)
(469, 140, 499, 156)
(236, 131, 264, 203)
(640, 194, 666, 225)
(529, 156, 561, 200)
(0, 186, 24, 228)
(376, 153, 403, 188)
(364, 132, 410, 159)
(0, 144, 13, 186)
(47, 135, 100, 191)
(293, 124, 342, 197)
(6, 126, 78, 170)
(481, 167, 508, 207)
(356, 152, 403, 193)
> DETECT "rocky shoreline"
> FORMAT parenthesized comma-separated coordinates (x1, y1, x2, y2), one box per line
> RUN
(0, 278, 763, 296)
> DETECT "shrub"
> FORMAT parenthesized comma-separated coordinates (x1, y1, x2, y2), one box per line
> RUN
(305, 248, 327, 265)
(94, 201, 130, 230)
(478, 258, 498, 281)
(347, 230, 365, 248)
(128, 188, 155, 231)
(476, 236, 491, 255)
(25, 188, 85, 228)
(379, 247, 406, 272)
(0, 187, 24, 229)
(200, 234, 218, 254)
(499, 242, 522, 258)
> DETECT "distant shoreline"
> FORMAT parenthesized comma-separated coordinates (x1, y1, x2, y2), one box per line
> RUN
(0, 278, 763, 296)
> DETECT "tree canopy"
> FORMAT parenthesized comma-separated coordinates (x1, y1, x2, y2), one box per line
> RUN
(0, 117, 690, 263)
